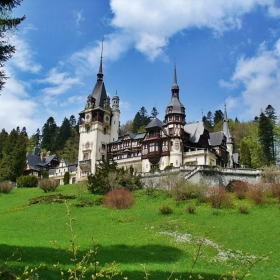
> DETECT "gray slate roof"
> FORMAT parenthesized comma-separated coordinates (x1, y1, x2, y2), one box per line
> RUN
(145, 118, 163, 129)
(184, 122, 207, 143)
(209, 131, 224, 146)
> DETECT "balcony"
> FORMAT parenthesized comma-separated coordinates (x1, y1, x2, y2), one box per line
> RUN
(79, 160, 91, 172)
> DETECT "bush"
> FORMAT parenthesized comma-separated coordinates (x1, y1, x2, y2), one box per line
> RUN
(247, 183, 266, 205)
(231, 180, 248, 199)
(164, 165, 173, 171)
(0, 181, 13, 193)
(238, 203, 249, 214)
(267, 182, 280, 201)
(63, 171, 70, 185)
(38, 179, 59, 193)
(42, 170, 49, 179)
(158, 205, 173, 214)
(17, 175, 38, 188)
(206, 186, 233, 209)
(103, 188, 135, 209)
(185, 203, 196, 214)
(170, 180, 206, 202)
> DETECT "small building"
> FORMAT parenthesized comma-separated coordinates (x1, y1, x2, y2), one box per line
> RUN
(49, 159, 77, 185)
(24, 146, 59, 177)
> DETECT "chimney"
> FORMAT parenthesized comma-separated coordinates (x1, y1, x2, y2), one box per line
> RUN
(40, 152, 44, 162)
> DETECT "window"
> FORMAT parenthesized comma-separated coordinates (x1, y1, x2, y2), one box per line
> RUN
(103, 128, 106, 134)
(175, 115, 179, 121)
(84, 153, 89, 160)
(86, 127, 90, 134)
(102, 143, 106, 149)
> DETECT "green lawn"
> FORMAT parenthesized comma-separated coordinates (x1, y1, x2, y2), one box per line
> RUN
(1, 185, 280, 279)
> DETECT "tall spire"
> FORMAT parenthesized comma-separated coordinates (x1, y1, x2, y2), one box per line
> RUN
(97, 37, 104, 81)
(223, 102, 232, 140)
(171, 64, 179, 97)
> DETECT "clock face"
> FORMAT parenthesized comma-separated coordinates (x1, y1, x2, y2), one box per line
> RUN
(85, 142, 90, 149)
(86, 114, 90, 119)
(105, 116, 110, 122)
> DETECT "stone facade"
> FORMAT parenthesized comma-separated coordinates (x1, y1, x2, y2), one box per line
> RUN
(77, 57, 238, 181)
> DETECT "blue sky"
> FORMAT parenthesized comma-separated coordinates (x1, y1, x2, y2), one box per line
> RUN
(1, 0, 280, 135)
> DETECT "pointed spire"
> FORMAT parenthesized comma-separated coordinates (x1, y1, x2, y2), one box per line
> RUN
(171, 63, 179, 99)
(223, 102, 228, 122)
(97, 37, 104, 81)
(223, 102, 232, 140)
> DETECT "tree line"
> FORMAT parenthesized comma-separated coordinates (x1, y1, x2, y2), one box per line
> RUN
(0, 115, 80, 182)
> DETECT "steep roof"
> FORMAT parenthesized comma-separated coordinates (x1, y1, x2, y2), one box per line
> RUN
(90, 55, 107, 108)
(223, 103, 233, 141)
(145, 118, 163, 129)
(209, 131, 225, 146)
(184, 122, 207, 143)
(165, 65, 185, 115)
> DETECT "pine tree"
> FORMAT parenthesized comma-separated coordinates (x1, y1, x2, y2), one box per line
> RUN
(214, 110, 224, 126)
(41, 117, 58, 152)
(0, 128, 27, 181)
(55, 117, 71, 152)
(151, 107, 159, 118)
(258, 111, 275, 165)
(0, 0, 25, 91)
(132, 107, 151, 133)
(240, 140, 251, 168)
(203, 111, 213, 131)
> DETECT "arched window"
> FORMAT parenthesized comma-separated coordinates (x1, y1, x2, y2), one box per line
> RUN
(84, 153, 89, 160)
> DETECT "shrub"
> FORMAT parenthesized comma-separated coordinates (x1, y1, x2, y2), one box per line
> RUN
(206, 186, 233, 209)
(0, 181, 13, 193)
(38, 179, 59, 193)
(238, 203, 249, 214)
(42, 170, 49, 179)
(17, 175, 38, 188)
(63, 171, 70, 185)
(170, 180, 206, 202)
(231, 180, 248, 199)
(158, 205, 173, 214)
(76, 181, 87, 199)
(267, 182, 280, 201)
(103, 188, 135, 209)
(149, 167, 160, 173)
(185, 203, 196, 214)
(164, 165, 173, 171)
(247, 183, 266, 205)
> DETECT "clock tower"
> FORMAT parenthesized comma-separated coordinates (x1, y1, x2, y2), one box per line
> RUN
(163, 65, 186, 167)
(77, 53, 120, 180)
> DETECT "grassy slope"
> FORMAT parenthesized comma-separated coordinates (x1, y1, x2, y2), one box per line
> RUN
(0, 186, 280, 279)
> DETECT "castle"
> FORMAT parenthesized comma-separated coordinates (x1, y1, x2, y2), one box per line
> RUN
(76, 55, 238, 181)
(24, 53, 238, 184)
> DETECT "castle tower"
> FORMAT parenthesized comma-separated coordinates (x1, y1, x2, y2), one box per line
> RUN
(163, 65, 186, 167)
(77, 50, 120, 180)
(110, 91, 120, 142)
(223, 103, 234, 167)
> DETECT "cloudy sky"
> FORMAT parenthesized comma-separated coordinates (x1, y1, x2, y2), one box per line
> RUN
(1, 0, 280, 135)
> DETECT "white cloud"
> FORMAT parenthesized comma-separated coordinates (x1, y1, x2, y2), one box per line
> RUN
(0, 68, 40, 133)
(70, 33, 132, 75)
(9, 37, 42, 73)
(37, 68, 80, 95)
(73, 10, 85, 27)
(108, 0, 280, 60)
(221, 38, 280, 119)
